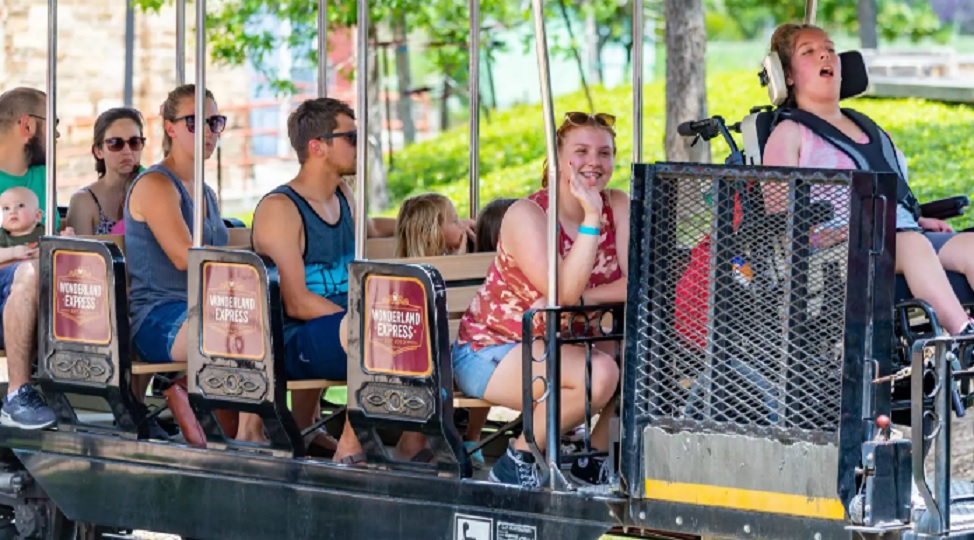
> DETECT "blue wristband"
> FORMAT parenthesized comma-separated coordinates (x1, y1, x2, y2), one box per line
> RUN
(578, 225, 600, 236)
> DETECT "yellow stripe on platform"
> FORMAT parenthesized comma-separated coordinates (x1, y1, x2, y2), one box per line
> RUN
(645, 479, 846, 520)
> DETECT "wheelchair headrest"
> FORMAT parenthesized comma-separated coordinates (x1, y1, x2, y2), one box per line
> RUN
(761, 50, 869, 105)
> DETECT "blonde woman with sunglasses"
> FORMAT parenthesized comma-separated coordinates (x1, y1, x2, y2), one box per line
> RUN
(452, 112, 630, 488)
(67, 108, 146, 235)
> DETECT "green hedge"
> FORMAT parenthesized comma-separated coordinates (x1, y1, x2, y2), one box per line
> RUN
(387, 70, 974, 229)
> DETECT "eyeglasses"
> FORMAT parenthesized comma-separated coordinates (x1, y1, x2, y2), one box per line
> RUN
(28, 114, 59, 127)
(316, 130, 357, 147)
(564, 112, 616, 128)
(170, 114, 228, 134)
(104, 136, 146, 152)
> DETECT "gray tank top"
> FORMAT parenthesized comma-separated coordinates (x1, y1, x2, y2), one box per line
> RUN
(264, 185, 354, 339)
(125, 163, 229, 337)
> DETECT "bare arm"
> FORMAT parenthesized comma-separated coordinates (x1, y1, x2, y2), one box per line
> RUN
(368, 217, 396, 238)
(127, 173, 193, 271)
(580, 189, 630, 304)
(502, 199, 600, 306)
(252, 194, 343, 320)
(760, 120, 802, 215)
(66, 190, 97, 236)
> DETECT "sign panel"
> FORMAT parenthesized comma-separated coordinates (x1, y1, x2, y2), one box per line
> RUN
(53, 250, 111, 345)
(454, 514, 492, 540)
(201, 262, 265, 360)
(363, 275, 432, 377)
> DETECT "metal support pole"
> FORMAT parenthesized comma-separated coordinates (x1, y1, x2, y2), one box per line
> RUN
(192, 0, 206, 247)
(177, 0, 186, 85)
(124, 0, 135, 107)
(804, 0, 817, 24)
(632, 0, 643, 163)
(468, 0, 480, 219)
(530, 0, 566, 490)
(44, 0, 57, 237)
(317, 0, 328, 97)
(354, 0, 368, 260)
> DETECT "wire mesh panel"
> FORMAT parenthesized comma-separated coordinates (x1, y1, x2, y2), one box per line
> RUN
(629, 164, 862, 442)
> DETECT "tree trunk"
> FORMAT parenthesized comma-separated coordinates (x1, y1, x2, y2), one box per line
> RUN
(393, 11, 416, 145)
(857, 0, 879, 49)
(585, 2, 602, 85)
(556, 0, 595, 112)
(663, 0, 709, 163)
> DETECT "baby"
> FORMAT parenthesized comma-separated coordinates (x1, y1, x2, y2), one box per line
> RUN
(0, 186, 44, 263)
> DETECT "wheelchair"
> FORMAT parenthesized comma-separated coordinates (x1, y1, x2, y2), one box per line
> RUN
(678, 49, 974, 426)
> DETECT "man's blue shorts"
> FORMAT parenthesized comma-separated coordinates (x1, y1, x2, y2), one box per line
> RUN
(284, 312, 347, 381)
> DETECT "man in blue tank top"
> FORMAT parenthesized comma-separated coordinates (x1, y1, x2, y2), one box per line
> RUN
(0, 87, 63, 429)
(253, 98, 395, 464)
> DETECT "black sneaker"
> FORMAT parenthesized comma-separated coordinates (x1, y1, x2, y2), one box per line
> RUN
(488, 442, 541, 488)
(570, 455, 610, 486)
(0, 386, 56, 430)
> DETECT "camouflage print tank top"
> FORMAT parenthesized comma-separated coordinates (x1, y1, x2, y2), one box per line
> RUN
(456, 188, 623, 351)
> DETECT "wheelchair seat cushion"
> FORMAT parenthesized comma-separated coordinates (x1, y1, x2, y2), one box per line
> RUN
(894, 271, 974, 306)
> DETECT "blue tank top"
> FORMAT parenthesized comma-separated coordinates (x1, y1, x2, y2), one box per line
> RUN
(125, 163, 229, 337)
(265, 185, 354, 339)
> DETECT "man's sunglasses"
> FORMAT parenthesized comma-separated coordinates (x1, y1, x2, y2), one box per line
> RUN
(104, 136, 146, 152)
(317, 130, 357, 147)
(28, 114, 59, 127)
(564, 111, 616, 128)
(170, 114, 228, 134)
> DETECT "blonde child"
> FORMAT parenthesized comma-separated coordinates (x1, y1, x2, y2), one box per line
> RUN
(395, 192, 482, 464)
(0, 186, 44, 263)
(395, 193, 474, 258)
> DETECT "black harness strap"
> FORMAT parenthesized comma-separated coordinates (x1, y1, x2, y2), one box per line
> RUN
(772, 108, 921, 220)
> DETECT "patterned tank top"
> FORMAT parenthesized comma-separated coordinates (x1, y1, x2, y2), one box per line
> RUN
(456, 189, 623, 351)
(83, 187, 117, 235)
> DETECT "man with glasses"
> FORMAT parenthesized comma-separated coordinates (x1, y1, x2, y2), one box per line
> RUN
(0, 87, 62, 429)
(251, 97, 393, 463)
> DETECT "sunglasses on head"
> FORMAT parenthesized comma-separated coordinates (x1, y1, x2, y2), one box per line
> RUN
(316, 130, 357, 147)
(104, 136, 146, 152)
(170, 114, 228, 134)
(564, 111, 616, 128)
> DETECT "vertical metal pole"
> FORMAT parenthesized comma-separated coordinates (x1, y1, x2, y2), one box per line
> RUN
(468, 0, 480, 220)
(124, 0, 135, 107)
(44, 0, 57, 237)
(354, 0, 368, 260)
(176, 0, 186, 85)
(192, 0, 206, 247)
(317, 0, 328, 97)
(632, 0, 643, 163)
(804, 0, 818, 24)
(530, 0, 564, 490)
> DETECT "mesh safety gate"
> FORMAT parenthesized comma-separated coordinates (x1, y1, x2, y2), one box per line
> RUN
(625, 163, 874, 444)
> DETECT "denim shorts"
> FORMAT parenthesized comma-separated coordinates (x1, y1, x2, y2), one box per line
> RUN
(133, 301, 188, 363)
(451, 341, 518, 399)
(284, 312, 347, 381)
(0, 263, 20, 349)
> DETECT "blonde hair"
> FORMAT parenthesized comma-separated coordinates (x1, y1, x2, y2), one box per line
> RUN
(541, 115, 617, 188)
(395, 193, 456, 258)
(769, 23, 827, 107)
(161, 84, 216, 156)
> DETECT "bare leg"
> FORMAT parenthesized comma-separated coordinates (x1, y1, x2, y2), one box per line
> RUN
(465, 408, 490, 442)
(333, 416, 365, 463)
(4, 261, 38, 394)
(897, 232, 970, 334)
(935, 232, 974, 306)
(482, 341, 619, 453)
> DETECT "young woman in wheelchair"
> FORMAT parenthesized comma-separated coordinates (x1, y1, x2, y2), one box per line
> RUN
(762, 22, 974, 339)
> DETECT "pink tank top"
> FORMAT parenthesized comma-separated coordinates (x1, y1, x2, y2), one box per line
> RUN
(456, 189, 623, 351)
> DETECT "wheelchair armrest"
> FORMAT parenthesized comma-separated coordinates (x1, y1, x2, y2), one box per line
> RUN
(920, 196, 970, 221)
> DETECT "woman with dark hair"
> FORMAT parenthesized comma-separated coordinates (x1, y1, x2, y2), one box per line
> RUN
(67, 108, 145, 235)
